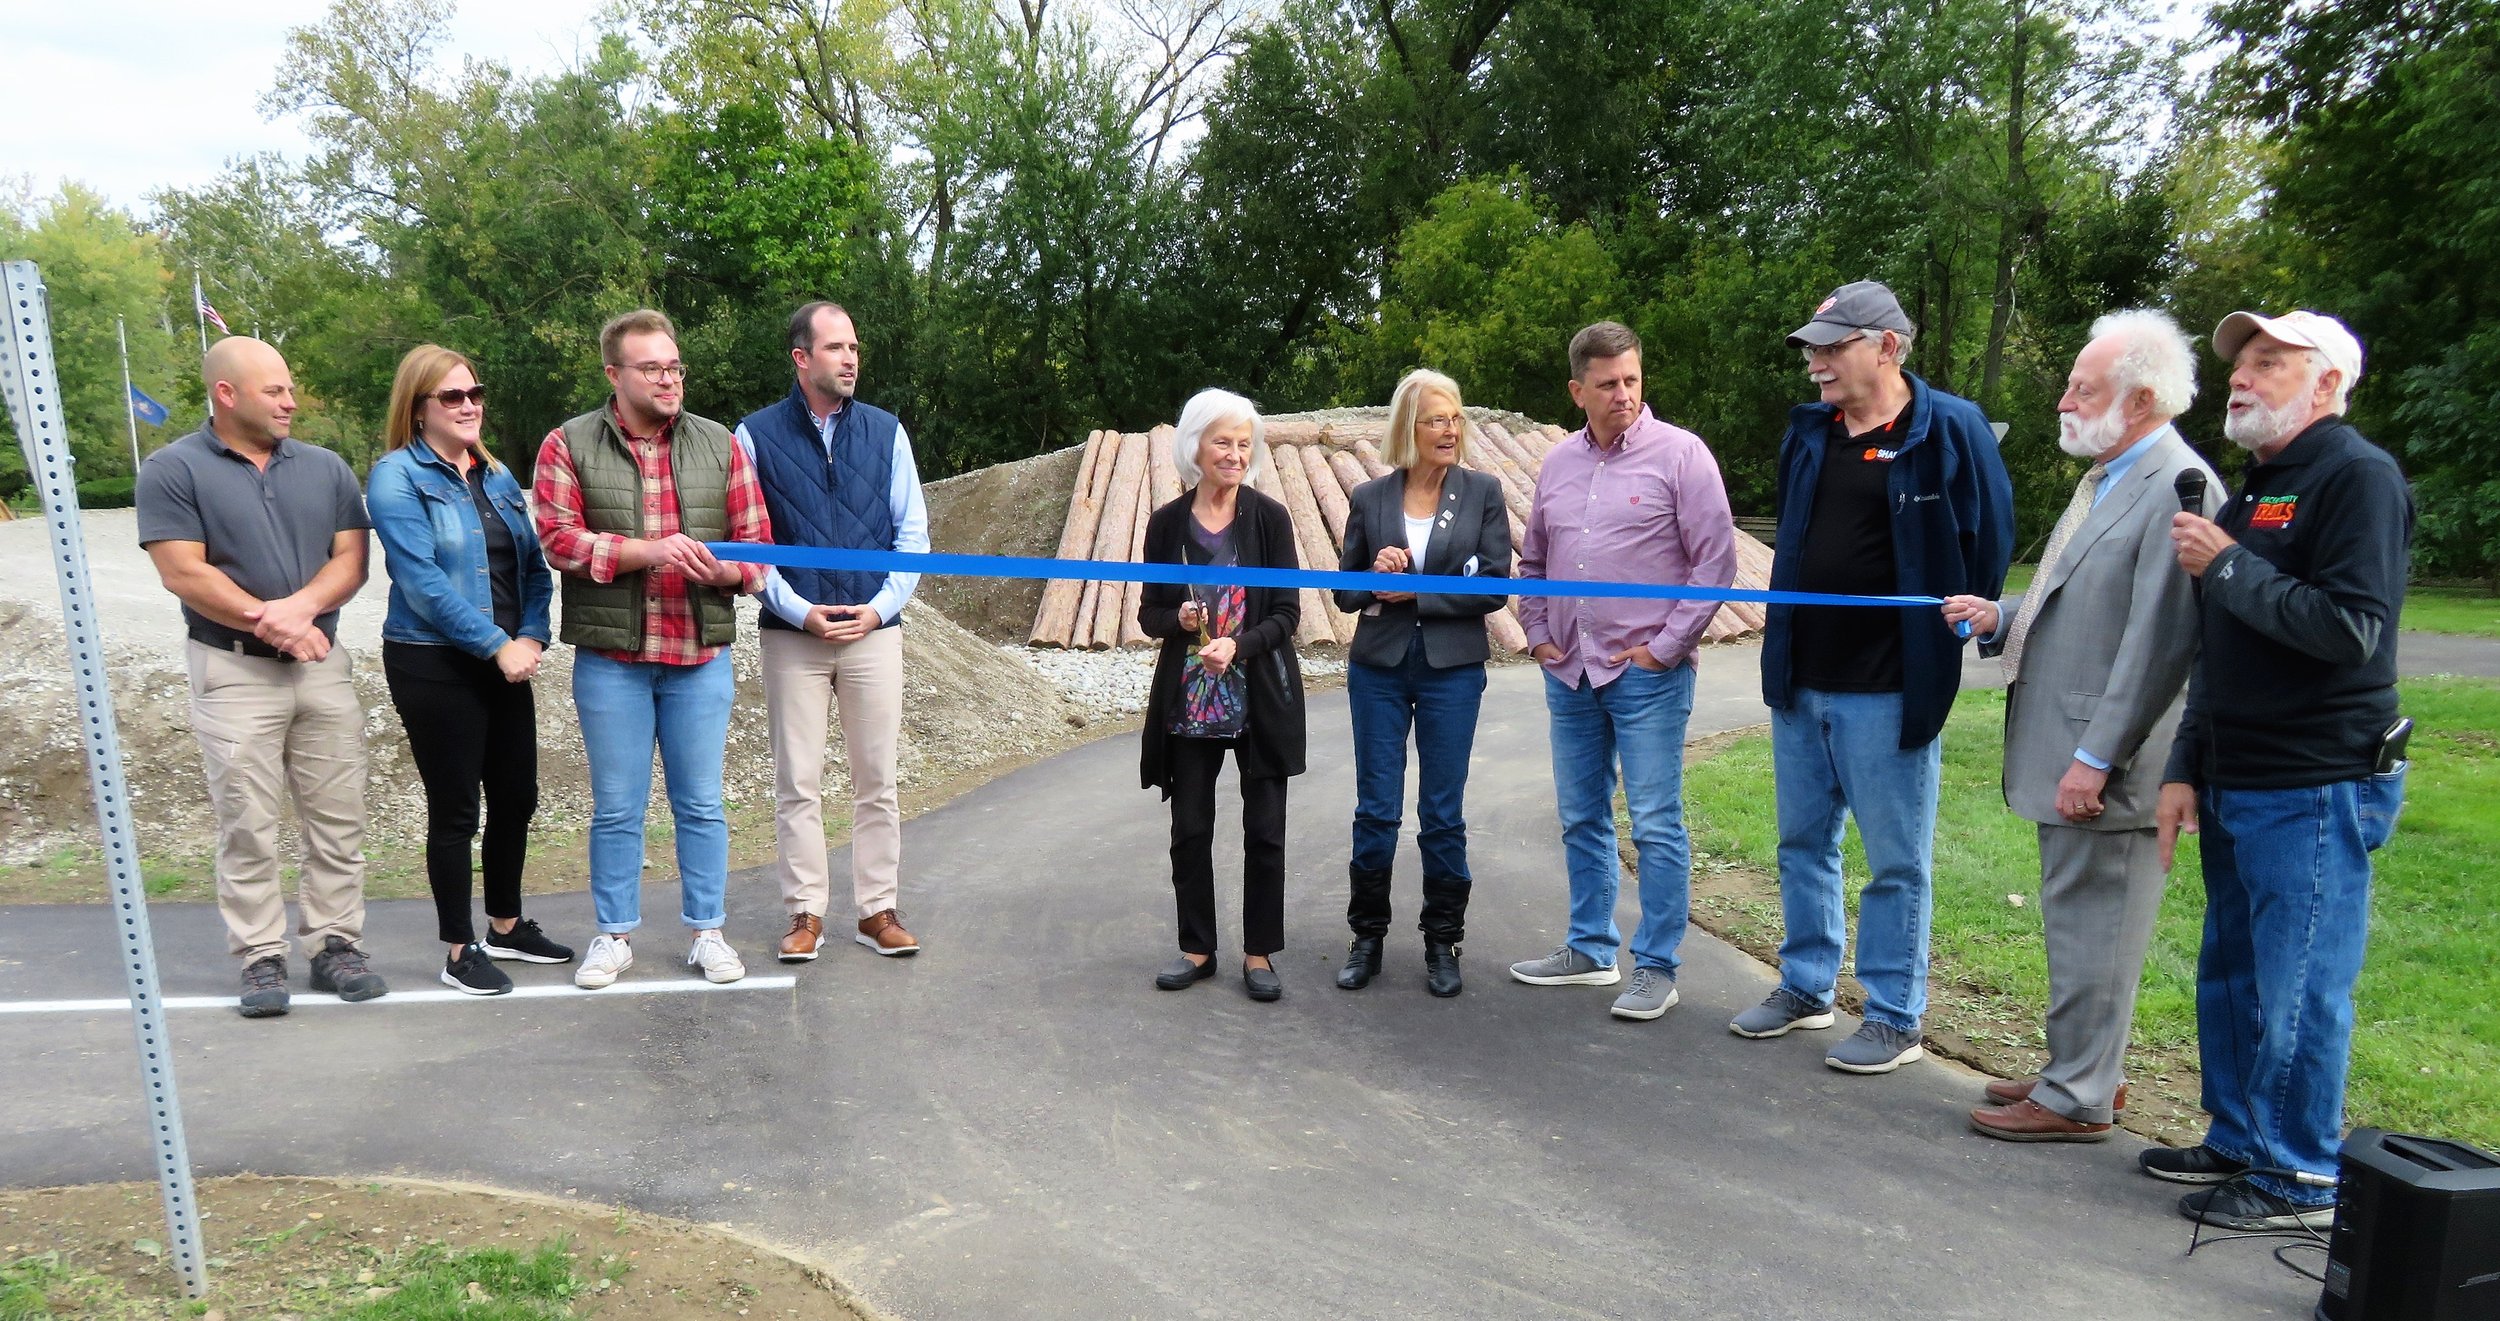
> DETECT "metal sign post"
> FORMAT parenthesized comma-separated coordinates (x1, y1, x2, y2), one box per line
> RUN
(1, 261, 208, 1297)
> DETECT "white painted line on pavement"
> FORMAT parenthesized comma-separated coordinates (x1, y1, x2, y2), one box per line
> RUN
(0, 975, 799, 1016)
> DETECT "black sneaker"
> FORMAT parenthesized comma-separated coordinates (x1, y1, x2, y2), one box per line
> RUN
(480, 918, 574, 964)
(2139, 1144, 2249, 1185)
(440, 944, 514, 996)
(308, 935, 389, 1002)
(2177, 1183, 2335, 1231)
(238, 956, 290, 1018)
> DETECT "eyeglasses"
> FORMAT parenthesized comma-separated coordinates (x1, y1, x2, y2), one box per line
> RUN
(1800, 333, 1873, 363)
(622, 361, 688, 383)
(1418, 413, 1465, 432)
(429, 385, 487, 408)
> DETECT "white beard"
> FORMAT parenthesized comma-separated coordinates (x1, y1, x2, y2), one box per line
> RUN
(2058, 407, 2127, 458)
(2223, 391, 2311, 452)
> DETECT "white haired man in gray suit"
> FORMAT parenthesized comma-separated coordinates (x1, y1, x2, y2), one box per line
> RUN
(1942, 309, 2222, 1141)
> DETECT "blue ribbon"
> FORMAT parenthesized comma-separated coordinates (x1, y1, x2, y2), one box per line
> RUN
(706, 544, 1942, 608)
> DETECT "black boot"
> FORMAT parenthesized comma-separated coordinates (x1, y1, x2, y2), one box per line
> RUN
(1420, 874, 1470, 997)
(1337, 936, 1385, 990)
(1345, 863, 1393, 944)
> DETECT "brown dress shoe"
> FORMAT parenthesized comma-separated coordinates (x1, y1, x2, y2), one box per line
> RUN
(1969, 1098, 2114, 1143)
(778, 913, 824, 963)
(856, 909, 920, 957)
(1983, 1076, 2129, 1113)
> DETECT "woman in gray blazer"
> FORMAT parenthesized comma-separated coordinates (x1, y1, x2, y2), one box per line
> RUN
(1331, 369, 1512, 997)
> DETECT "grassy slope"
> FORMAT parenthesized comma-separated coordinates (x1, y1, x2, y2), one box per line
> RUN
(1682, 676, 2500, 1147)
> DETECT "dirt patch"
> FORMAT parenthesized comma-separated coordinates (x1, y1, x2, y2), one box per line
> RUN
(0, 1174, 873, 1319)
(918, 442, 1088, 641)
(1668, 728, 2209, 1146)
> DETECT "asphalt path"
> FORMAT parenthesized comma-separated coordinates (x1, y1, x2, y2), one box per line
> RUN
(0, 635, 2393, 1319)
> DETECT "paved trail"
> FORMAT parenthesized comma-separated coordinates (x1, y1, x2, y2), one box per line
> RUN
(0, 635, 2395, 1319)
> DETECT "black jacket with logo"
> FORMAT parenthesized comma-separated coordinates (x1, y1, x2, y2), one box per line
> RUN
(2164, 417, 2414, 789)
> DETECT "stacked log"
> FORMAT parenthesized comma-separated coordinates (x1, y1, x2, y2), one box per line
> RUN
(1025, 409, 1779, 653)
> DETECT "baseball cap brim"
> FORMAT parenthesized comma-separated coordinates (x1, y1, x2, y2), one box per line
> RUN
(1785, 320, 1864, 349)
(2215, 310, 2315, 360)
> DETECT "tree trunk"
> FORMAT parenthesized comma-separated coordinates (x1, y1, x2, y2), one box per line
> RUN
(1979, 5, 2032, 412)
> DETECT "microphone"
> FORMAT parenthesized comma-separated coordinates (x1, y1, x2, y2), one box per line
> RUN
(2175, 468, 2207, 516)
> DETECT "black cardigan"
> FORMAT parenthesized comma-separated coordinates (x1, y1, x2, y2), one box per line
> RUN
(1332, 466, 1511, 669)
(1136, 487, 1307, 794)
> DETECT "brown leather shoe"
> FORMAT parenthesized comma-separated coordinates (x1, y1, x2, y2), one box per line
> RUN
(1970, 1098, 2115, 1143)
(856, 909, 920, 957)
(777, 913, 824, 963)
(1983, 1076, 2129, 1113)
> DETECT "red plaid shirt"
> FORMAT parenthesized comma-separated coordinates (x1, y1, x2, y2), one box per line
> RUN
(534, 405, 773, 666)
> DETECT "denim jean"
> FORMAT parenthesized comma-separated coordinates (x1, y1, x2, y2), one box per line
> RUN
(2195, 769, 2406, 1204)
(1546, 661, 1697, 973)
(1769, 687, 1940, 1032)
(1348, 629, 1488, 880)
(572, 649, 736, 934)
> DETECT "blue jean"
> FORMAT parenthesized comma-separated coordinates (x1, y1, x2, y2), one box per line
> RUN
(1348, 630, 1488, 880)
(2195, 770, 2406, 1204)
(1770, 687, 1940, 1032)
(1546, 662, 1697, 973)
(572, 649, 736, 934)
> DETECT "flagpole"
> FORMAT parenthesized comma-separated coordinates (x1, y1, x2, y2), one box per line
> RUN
(192, 269, 207, 353)
(119, 316, 141, 476)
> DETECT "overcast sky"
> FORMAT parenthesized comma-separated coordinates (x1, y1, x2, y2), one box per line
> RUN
(4, 0, 617, 213)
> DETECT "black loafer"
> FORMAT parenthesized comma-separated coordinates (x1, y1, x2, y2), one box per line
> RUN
(1243, 963, 1283, 1002)
(1155, 955, 1217, 990)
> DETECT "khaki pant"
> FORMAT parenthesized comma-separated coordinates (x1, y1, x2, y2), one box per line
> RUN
(185, 640, 370, 965)
(761, 626, 903, 919)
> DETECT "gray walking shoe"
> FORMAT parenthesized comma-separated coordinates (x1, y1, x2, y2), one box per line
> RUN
(308, 936, 388, 1002)
(1825, 1021, 1925, 1074)
(1728, 986, 1837, 1038)
(238, 955, 289, 1018)
(1609, 967, 1679, 1020)
(1507, 945, 1621, 987)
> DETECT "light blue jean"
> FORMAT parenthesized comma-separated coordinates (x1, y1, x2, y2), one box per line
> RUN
(572, 649, 736, 934)
(1770, 687, 1940, 1032)
(1546, 662, 1698, 973)
(2196, 770, 2406, 1205)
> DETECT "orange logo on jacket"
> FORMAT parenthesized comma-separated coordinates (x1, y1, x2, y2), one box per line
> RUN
(2250, 495, 2297, 529)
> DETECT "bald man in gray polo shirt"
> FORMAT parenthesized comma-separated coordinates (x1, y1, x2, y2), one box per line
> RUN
(137, 337, 387, 1017)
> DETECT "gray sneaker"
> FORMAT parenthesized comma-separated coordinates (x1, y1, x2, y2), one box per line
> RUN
(1826, 1021, 1925, 1074)
(1508, 945, 1621, 987)
(1609, 967, 1678, 1019)
(1728, 986, 1836, 1038)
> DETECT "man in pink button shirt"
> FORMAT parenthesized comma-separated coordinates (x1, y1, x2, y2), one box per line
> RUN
(1506, 321, 1738, 1021)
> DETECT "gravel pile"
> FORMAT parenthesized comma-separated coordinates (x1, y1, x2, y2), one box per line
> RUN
(1002, 645, 1346, 717)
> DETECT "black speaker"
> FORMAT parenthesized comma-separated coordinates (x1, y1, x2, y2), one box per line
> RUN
(2316, 1128, 2500, 1320)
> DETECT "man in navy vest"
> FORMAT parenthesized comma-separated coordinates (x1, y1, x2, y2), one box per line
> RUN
(736, 301, 930, 962)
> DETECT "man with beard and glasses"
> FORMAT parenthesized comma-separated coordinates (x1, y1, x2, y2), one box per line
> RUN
(2146, 310, 2414, 1232)
(1942, 310, 2220, 1142)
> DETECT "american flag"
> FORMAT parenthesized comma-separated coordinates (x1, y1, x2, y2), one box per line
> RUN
(197, 297, 228, 334)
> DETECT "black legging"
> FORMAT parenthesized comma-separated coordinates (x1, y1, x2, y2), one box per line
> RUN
(382, 641, 540, 945)
(1166, 736, 1287, 957)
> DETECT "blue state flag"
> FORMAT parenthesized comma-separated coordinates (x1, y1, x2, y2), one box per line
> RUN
(128, 384, 170, 427)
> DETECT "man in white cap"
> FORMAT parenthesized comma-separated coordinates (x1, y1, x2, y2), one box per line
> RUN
(2148, 309, 2414, 1231)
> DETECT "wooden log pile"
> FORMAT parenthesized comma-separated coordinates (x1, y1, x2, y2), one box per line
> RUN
(1028, 409, 1777, 650)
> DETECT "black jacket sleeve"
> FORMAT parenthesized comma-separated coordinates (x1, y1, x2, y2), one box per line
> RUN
(1136, 500, 1189, 640)
(1233, 495, 1301, 660)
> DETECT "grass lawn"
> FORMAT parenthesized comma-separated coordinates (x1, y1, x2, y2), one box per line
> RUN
(1681, 675, 2500, 1149)
(2403, 586, 2500, 639)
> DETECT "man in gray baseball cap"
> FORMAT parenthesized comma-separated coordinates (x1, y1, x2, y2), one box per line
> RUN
(1736, 278, 2014, 1075)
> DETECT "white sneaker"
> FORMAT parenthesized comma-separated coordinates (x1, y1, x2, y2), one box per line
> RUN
(575, 934, 633, 989)
(687, 928, 745, 984)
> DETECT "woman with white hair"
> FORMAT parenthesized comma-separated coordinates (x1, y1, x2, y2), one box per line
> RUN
(1136, 389, 1307, 1001)
(1330, 369, 1511, 997)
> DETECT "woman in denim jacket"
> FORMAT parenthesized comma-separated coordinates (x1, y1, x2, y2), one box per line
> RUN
(367, 345, 571, 994)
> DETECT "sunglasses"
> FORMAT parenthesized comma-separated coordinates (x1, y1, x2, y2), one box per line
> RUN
(430, 385, 488, 408)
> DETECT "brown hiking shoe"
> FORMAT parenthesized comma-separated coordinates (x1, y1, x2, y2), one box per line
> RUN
(1983, 1076, 2129, 1114)
(855, 909, 920, 957)
(778, 913, 824, 963)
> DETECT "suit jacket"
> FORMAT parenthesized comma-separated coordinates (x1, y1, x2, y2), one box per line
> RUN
(1333, 467, 1513, 669)
(1983, 426, 2221, 830)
